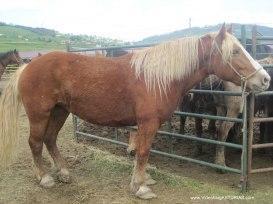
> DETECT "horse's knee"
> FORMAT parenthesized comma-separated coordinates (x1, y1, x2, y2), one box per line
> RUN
(137, 149, 150, 159)
(28, 136, 43, 152)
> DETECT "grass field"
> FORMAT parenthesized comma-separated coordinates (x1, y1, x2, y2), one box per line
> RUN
(0, 42, 65, 52)
(0, 24, 127, 52)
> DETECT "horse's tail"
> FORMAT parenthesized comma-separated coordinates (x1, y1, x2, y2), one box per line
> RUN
(0, 64, 26, 167)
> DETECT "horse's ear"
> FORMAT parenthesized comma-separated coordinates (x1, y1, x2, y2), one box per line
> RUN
(227, 24, 233, 34)
(216, 23, 227, 42)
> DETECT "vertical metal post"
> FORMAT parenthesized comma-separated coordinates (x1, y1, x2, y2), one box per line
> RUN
(241, 25, 247, 48)
(240, 93, 248, 192)
(252, 25, 257, 59)
(247, 93, 255, 184)
(66, 41, 71, 52)
(109, 49, 114, 57)
(115, 128, 119, 140)
(72, 115, 79, 142)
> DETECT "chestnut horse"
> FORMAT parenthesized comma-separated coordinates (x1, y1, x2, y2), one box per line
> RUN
(0, 25, 270, 199)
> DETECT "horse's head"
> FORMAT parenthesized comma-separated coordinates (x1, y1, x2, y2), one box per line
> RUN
(9, 49, 23, 65)
(201, 24, 270, 92)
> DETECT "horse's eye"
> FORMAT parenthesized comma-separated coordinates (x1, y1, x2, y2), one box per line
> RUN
(233, 49, 240, 55)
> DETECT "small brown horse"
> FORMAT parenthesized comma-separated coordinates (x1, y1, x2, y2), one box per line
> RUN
(0, 25, 270, 199)
(0, 49, 22, 80)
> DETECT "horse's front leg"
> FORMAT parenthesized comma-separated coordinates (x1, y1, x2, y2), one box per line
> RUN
(127, 131, 137, 156)
(130, 119, 159, 199)
(215, 106, 240, 167)
(193, 117, 203, 155)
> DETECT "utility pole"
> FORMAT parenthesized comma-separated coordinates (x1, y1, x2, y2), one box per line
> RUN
(188, 18, 192, 36)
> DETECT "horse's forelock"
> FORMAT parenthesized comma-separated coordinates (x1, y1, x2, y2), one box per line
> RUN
(213, 33, 240, 63)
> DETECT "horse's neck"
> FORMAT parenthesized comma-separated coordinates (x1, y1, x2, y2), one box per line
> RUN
(180, 68, 209, 94)
(0, 57, 9, 67)
(0, 64, 5, 79)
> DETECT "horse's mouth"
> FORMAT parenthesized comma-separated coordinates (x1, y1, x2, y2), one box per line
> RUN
(252, 84, 268, 92)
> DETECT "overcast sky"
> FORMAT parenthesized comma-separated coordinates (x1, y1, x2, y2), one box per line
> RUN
(0, 0, 272, 41)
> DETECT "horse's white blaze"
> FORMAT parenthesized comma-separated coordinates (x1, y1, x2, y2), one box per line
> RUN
(239, 42, 263, 71)
(234, 39, 270, 90)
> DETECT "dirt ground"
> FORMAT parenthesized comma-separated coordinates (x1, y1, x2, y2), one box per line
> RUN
(1, 71, 273, 203)
(1, 110, 273, 204)
(0, 112, 194, 204)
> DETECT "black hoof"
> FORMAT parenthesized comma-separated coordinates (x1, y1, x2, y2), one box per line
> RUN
(127, 148, 136, 157)
(129, 149, 136, 157)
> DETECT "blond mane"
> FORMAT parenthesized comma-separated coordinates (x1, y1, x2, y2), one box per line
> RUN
(131, 33, 240, 94)
(131, 37, 200, 94)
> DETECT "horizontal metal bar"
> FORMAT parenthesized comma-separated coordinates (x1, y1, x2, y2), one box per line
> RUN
(262, 65, 273, 68)
(174, 111, 243, 123)
(255, 91, 273, 96)
(189, 89, 243, 96)
(76, 131, 128, 146)
(252, 143, 273, 149)
(76, 130, 241, 174)
(251, 167, 273, 173)
(130, 127, 243, 149)
(158, 130, 243, 149)
(253, 117, 273, 123)
(255, 43, 273, 46)
(257, 53, 273, 55)
(257, 36, 273, 41)
(150, 149, 241, 174)
(69, 43, 156, 52)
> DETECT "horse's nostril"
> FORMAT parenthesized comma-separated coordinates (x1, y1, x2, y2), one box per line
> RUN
(263, 76, 271, 85)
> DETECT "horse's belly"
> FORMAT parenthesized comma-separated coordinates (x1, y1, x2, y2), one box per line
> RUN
(69, 93, 136, 127)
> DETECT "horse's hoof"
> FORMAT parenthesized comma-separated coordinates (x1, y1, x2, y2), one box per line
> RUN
(145, 178, 156, 185)
(127, 148, 136, 157)
(135, 185, 157, 199)
(145, 174, 157, 185)
(40, 174, 55, 188)
(57, 169, 72, 183)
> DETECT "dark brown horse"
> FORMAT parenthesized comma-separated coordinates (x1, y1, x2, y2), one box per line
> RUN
(0, 25, 270, 199)
(0, 49, 22, 80)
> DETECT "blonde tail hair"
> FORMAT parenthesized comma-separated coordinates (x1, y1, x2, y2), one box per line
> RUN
(0, 64, 26, 167)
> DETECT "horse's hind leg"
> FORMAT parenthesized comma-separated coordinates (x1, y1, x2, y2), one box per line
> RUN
(28, 112, 55, 188)
(43, 106, 70, 183)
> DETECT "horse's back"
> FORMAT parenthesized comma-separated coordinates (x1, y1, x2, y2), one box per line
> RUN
(18, 51, 137, 126)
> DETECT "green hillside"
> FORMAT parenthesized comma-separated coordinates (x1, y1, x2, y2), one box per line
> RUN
(137, 23, 273, 44)
(0, 22, 128, 52)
